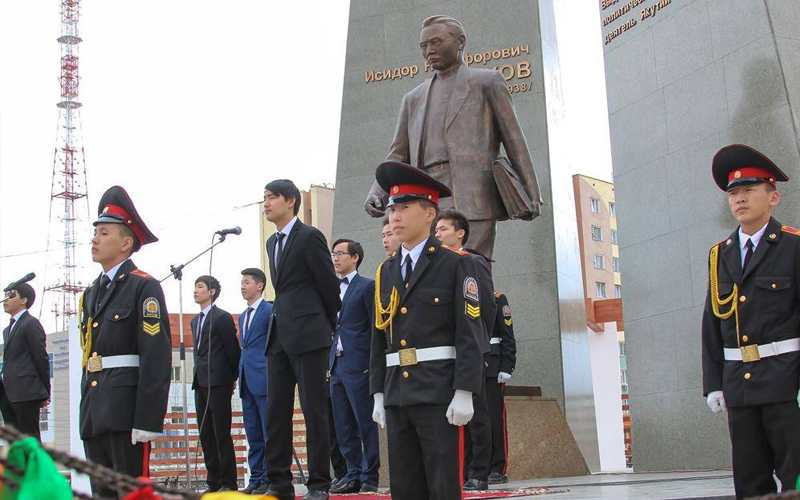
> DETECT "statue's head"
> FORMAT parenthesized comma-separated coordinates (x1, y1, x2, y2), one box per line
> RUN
(420, 15, 466, 72)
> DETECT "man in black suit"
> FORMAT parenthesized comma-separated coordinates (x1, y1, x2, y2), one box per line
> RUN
(192, 275, 241, 493)
(262, 179, 342, 500)
(1, 283, 50, 440)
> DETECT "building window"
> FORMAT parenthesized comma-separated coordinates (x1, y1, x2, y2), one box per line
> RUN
(590, 197, 601, 214)
(619, 342, 626, 356)
(609, 202, 616, 217)
(613, 257, 620, 273)
(171, 366, 181, 382)
(611, 229, 618, 245)
(593, 254, 605, 269)
(591, 226, 602, 241)
(615, 284, 622, 298)
(596, 282, 607, 298)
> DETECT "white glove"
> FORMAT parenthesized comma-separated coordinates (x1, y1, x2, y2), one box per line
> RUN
(131, 428, 159, 445)
(372, 393, 386, 429)
(446, 389, 474, 426)
(706, 391, 727, 413)
(498, 372, 512, 384)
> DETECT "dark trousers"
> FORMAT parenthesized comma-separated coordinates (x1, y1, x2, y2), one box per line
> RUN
(386, 404, 462, 500)
(195, 383, 237, 490)
(265, 346, 331, 493)
(728, 401, 800, 499)
(485, 379, 508, 473)
(84, 431, 148, 498)
(328, 395, 347, 480)
(463, 382, 492, 481)
(0, 386, 42, 441)
(330, 365, 380, 486)
(241, 371, 268, 487)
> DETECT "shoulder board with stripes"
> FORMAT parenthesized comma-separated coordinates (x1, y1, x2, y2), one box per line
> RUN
(494, 291, 503, 298)
(441, 245, 468, 256)
(130, 270, 153, 279)
(781, 225, 800, 237)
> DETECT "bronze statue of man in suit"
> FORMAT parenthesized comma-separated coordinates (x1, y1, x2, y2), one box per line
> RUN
(364, 15, 543, 259)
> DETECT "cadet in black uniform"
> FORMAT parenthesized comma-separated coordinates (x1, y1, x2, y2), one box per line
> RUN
(485, 291, 516, 484)
(370, 162, 484, 500)
(702, 145, 800, 499)
(435, 209, 496, 491)
(79, 186, 172, 497)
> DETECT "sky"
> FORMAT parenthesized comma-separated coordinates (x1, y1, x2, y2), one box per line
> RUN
(0, 0, 612, 333)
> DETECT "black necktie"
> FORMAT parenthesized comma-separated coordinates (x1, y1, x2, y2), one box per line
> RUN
(5, 318, 15, 343)
(242, 307, 253, 342)
(403, 255, 413, 286)
(743, 239, 755, 272)
(96, 274, 111, 308)
(340, 277, 349, 285)
(196, 312, 204, 347)
(275, 232, 286, 267)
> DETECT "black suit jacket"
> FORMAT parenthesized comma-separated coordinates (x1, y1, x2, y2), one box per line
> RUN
(1, 311, 50, 403)
(702, 217, 800, 407)
(370, 237, 484, 407)
(265, 219, 341, 355)
(192, 305, 240, 389)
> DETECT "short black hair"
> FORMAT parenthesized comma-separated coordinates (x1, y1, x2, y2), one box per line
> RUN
(265, 179, 302, 216)
(332, 238, 365, 269)
(195, 275, 221, 302)
(241, 268, 267, 292)
(382, 216, 390, 227)
(118, 224, 140, 253)
(13, 283, 35, 309)
(436, 209, 470, 245)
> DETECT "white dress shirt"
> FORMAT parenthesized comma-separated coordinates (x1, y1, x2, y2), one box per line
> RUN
(196, 303, 213, 346)
(243, 297, 263, 340)
(738, 221, 769, 268)
(400, 239, 428, 280)
(7, 309, 26, 334)
(336, 270, 358, 352)
(103, 259, 128, 286)
(274, 216, 298, 261)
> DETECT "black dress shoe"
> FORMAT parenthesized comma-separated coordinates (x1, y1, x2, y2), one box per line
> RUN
(463, 478, 489, 490)
(488, 472, 509, 484)
(330, 477, 343, 489)
(359, 483, 379, 493)
(241, 484, 259, 494)
(200, 485, 220, 494)
(302, 490, 330, 500)
(217, 486, 235, 492)
(265, 490, 295, 500)
(251, 482, 270, 495)
(330, 479, 361, 494)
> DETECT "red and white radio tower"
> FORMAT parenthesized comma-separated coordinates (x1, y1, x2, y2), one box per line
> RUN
(44, 0, 90, 332)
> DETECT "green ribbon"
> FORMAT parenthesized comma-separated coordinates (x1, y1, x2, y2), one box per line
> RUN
(2, 437, 73, 500)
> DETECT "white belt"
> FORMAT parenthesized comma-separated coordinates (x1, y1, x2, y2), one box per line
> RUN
(101, 355, 140, 369)
(386, 346, 456, 367)
(490, 337, 502, 345)
(723, 338, 800, 362)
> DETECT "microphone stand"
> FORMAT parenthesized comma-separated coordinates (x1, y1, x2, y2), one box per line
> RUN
(161, 233, 231, 488)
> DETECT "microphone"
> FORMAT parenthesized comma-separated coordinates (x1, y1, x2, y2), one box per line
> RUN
(215, 226, 242, 236)
(4, 272, 36, 292)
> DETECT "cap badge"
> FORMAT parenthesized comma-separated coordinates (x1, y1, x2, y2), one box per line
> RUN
(102, 206, 109, 213)
(392, 186, 399, 194)
(734, 171, 742, 179)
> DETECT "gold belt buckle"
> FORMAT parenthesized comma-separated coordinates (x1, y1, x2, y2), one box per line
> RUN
(87, 353, 103, 373)
(741, 345, 761, 363)
(398, 348, 417, 367)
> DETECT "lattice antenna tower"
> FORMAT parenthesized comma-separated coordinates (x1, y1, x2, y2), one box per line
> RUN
(44, 0, 90, 332)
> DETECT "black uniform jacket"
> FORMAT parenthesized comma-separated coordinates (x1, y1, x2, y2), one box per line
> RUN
(265, 220, 341, 355)
(1, 311, 50, 403)
(191, 305, 240, 389)
(370, 237, 484, 407)
(485, 291, 517, 378)
(463, 249, 497, 354)
(79, 259, 172, 438)
(702, 217, 800, 407)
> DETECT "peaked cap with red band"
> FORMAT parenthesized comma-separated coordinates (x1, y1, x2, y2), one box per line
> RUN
(94, 186, 158, 250)
(712, 144, 790, 191)
(376, 161, 452, 207)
